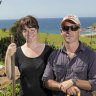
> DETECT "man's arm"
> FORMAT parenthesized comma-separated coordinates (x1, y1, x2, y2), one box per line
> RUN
(75, 79, 92, 91)
(45, 80, 61, 91)
(45, 79, 74, 93)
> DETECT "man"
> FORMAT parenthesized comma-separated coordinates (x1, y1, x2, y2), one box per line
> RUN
(42, 15, 96, 96)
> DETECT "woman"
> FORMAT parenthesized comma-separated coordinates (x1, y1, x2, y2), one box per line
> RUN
(5, 15, 53, 96)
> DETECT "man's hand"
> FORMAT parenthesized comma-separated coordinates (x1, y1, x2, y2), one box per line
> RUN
(60, 79, 73, 93)
(67, 86, 80, 95)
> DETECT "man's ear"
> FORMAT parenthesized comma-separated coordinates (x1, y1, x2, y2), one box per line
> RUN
(60, 29, 63, 35)
(78, 28, 82, 35)
(79, 28, 84, 32)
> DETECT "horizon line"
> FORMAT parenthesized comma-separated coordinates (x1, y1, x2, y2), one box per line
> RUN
(0, 16, 96, 20)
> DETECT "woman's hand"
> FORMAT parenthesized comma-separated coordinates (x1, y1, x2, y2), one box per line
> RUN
(6, 43, 16, 56)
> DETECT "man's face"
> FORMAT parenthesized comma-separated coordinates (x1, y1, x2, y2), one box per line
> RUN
(61, 21, 80, 44)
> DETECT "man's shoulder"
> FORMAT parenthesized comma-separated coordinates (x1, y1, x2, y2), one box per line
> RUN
(84, 44, 95, 53)
(82, 43, 96, 58)
(51, 48, 61, 54)
(49, 48, 62, 59)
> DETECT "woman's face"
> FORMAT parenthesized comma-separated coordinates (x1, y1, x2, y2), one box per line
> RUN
(22, 26, 38, 43)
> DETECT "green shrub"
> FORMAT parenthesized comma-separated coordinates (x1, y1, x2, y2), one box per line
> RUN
(0, 83, 20, 96)
(0, 37, 10, 61)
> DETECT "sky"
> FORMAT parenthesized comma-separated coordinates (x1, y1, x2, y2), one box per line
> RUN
(0, 0, 96, 19)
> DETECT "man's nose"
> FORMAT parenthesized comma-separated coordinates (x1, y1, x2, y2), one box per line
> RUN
(66, 28, 72, 34)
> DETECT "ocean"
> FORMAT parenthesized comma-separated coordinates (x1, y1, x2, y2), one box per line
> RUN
(0, 17, 96, 34)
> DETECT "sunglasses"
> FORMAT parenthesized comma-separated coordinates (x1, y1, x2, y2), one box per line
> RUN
(62, 25, 80, 32)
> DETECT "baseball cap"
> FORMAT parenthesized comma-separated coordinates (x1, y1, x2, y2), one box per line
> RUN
(61, 15, 81, 26)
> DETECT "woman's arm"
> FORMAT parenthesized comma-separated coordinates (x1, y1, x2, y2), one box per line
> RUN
(5, 43, 20, 79)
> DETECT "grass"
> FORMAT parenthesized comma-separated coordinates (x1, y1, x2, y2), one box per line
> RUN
(80, 35, 96, 49)
(38, 32, 63, 47)
(0, 29, 10, 39)
(38, 32, 96, 49)
(0, 61, 4, 65)
(0, 29, 96, 49)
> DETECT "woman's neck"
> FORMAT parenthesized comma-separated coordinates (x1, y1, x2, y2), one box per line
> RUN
(25, 41, 41, 49)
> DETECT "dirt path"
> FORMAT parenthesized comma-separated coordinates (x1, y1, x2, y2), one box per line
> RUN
(0, 67, 11, 90)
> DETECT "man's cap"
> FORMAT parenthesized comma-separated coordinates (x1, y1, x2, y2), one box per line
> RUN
(61, 15, 81, 26)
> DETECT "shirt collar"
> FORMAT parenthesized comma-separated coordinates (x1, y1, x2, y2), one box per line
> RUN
(61, 41, 86, 54)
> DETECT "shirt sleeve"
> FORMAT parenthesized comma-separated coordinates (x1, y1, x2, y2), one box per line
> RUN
(42, 51, 56, 82)
(88, 52, 96, 91)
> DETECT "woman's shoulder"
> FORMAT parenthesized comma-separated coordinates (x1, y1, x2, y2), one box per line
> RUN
(45, 44, 54, 52)
(16, 47, 22, 55)
(16, 46, 21, 51)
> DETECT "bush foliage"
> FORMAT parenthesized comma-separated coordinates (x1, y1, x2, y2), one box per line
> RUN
(0, 84, 20, 96)
(0, 20, 25, 60)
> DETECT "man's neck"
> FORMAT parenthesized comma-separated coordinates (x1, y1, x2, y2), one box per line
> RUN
(65, 41, 79, 53)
